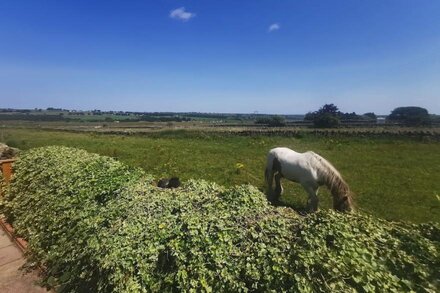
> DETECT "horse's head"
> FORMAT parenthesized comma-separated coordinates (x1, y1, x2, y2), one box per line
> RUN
(333, 192, 354, 213)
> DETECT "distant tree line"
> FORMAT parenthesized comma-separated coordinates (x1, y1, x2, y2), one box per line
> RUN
(0, 114, 71, 122)
(304, 104, 378, 128)
(0, 106, 437, 127)
(0, 113, 192, 123)
(137, 116, 191, 122)
(255, 115, 287, 127)
(0, 108, 33, 113)
(304, 104, 432, 128)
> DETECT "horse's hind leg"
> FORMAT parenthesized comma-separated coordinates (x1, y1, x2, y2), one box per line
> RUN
(265, 168, 274, 197)
(272, 173, 283, 204)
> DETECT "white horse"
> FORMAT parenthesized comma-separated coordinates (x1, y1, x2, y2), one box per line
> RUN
(265, 147, 353, 212)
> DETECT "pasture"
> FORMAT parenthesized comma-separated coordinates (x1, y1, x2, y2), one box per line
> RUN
(1, 127, 439, 223)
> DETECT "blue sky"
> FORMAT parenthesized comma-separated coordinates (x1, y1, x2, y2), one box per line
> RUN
(0, 0, 439, 114)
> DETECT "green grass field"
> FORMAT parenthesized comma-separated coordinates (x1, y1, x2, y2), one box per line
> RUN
(1, 127, 439, 223)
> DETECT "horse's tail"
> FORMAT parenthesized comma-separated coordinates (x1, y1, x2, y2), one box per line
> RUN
(265, 151, 276, 195)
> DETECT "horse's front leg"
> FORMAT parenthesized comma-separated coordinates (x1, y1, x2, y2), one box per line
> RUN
(304, 184, 319, 212)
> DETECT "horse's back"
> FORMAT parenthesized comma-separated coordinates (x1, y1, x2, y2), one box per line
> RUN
(268, 147, 318, 183)
(267, 147, 300, 171)
(268, 147, 300, 158)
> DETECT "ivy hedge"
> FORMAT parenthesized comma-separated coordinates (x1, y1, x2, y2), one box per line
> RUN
(1, 146, 439, 292)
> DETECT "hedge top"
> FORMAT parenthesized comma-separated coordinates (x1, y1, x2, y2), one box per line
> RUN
(1, 146, 439, 292)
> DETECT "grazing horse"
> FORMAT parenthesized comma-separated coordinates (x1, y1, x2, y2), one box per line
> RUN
(265, 147, 353, 212)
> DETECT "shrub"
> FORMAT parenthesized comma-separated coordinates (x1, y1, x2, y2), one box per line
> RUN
(307, 104, 341, 128)
(387, 106, 431, 126)
(1, 146, 439, 292)
(313, 113, 340, 128)
(363, 112, 377, 120)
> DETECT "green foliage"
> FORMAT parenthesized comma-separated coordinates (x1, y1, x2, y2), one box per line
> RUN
(318, 103, 339, 115)
(307, 104, 377, 127)
(304, 111, 315, 121)
(255, 115, 287, 127)
(363, 112, 377, 120)
(388, 107, 431, 126)
(313, 113, 340, 128)
(2, 146, 439, 292)
(308, 104, 341, 128)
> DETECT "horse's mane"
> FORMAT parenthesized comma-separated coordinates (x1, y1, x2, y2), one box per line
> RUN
(306, 151, 350, 198)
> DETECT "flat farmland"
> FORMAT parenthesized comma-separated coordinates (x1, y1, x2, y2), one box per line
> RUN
(1, 127, 439, 223)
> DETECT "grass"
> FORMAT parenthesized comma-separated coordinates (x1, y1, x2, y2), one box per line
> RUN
(1, 127, 439, 223)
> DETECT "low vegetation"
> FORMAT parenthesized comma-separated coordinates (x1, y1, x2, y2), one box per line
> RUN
(1, 146, 439, 292)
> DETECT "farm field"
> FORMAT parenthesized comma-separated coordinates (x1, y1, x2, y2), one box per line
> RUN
(1, 127, 439, 223)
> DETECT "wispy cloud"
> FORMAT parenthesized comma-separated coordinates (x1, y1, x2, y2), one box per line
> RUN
(268, 23, 280, 32)
(169, 7, 196, 22)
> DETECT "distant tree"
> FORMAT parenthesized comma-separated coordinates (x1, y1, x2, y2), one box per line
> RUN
(270, 115, 286, 127)
(304, 112, 315, 121)
(387, 106, 431, 126)
(255, 117, 269, 124)
(339, 112, 362, 120)
(363, 112, 377, 120)
(46, 107, 62, 111)
(319, 103, 339, 115)
(306, 104, 341, 128)
(255, 115, 286, 127)
(313, 113, 340, 128)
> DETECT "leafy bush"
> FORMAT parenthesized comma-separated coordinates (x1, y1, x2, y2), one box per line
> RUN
(363, 112, 377, 120)
(313, 113, 340, 128)
(306, 104, 341, 128)
(1, 146, 439, 292)
(387, 106, 431, 126)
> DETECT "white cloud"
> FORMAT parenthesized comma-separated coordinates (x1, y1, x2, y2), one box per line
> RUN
(169, 7, 196, 21)
(268, 23, 280, 32)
